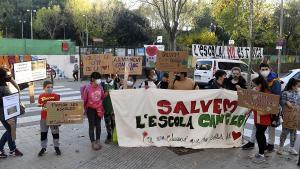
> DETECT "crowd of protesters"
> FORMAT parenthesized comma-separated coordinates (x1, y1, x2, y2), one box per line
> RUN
(0, 62, 299, 166)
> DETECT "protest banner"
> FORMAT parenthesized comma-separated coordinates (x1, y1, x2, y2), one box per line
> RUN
(82, 54, 113, 75)
(46, 101, 84, 125)
(14, 60, 47, 84)
(110, 89, 249, 149)
(144, 45, 165, 67)
(283, 106, 300, 130)
(2, 93, 21, 120)
(112, 56, 142, 75)
(237, 89, 280, 115)
(156, 51, 189, 72)
(192, 44, 264, 60)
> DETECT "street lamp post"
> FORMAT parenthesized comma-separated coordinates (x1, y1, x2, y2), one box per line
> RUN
(247, 0, 254, 88)
(83, 14, 88, 46)
(19, 20, 26, 39)
(63, 24, 67, 40)
(278, 0, 284, 75)
(27, 9, 36, 39)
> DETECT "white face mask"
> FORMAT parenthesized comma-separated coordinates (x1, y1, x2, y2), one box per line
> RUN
(260, 70, 270, 78)
(107, 78, 112, 82)
(152, 75, 158, 81)
(127, 81, 134, 87)
(96, 79, 102, 85)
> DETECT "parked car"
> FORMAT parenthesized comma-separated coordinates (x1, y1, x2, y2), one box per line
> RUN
(280, 69, 300, 90)
(194, 58, 258, 87)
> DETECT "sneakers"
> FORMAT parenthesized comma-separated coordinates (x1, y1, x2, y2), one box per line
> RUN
(288, 147, 298, 155)
(55, 147, 61, 156)
(266, 144, 274, 152)
(277, 147, 284, 155)
(92, 141, 101, 151)
(0, 150, 7, 158)
(38, 148, 47, 157)
(242, 142, 255, 150)
(9, 148, 23, 157)
(253, 153, 266, 164)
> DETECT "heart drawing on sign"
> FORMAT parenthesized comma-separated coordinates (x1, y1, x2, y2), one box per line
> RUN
(232, 131, 241, 140)
(146, 46, 158, 56)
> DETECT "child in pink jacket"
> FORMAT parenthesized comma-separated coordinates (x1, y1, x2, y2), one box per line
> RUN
(82, 72, 105, 150)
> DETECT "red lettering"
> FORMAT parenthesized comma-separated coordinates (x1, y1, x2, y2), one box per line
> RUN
(200, 100, 212, 113)
(191, 101, 200, 114)
(213, 99, 222, 114)
(223, 99, 238, 113)
(157, 100, 172, 115)
(173, 101, 189, 115)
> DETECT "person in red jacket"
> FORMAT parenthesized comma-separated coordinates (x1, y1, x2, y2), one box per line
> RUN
(38, 81, 61, 157)
(251, 76, 272, 164)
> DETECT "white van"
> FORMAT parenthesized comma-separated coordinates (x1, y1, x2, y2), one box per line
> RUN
(194, 58, 258, 87)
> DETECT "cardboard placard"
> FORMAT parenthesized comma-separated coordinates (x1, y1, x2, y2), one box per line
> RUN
(82, 54, 113, 75)
(14, 60, 47, 84)
(112, 56, 142, 75)
(283, 106, 300, 130)
(237, 89, 280, 115)
(156, 51, 188, 72)
(46, 101, 84, 125)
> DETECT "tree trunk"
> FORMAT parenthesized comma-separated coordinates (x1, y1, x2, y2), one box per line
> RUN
(169, 32, 177, 51)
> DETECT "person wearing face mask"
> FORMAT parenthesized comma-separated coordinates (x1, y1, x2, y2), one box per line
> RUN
(140, 68, 159, 89)
(157, 73, 169, 89)
(225, 67, 247, 91)
(37, 81, 61, 156)
(169, 72, 199, 90)
(208, 70, 227, 89)
(277, 78, 300, 157)
(0, 67, 23, 158)
(82, 72, 106, 151)
(102, 74, 118, 144)
(119, 76, 137, 89)
(251, 76, 272, 164)
(243, 63, 281, 152)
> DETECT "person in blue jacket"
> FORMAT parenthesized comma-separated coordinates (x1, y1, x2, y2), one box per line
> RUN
(242, 63, 281, 152)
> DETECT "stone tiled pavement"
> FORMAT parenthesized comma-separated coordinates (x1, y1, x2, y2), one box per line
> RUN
(0, 119, 299, 169)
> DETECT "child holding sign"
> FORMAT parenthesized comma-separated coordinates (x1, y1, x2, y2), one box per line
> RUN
(277, 78, 300, 156)
(38, 81, 61, 157)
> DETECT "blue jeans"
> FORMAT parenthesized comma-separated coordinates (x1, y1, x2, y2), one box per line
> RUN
(0, 119, 16, 151)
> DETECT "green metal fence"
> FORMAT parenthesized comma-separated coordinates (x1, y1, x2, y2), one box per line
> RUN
(0, 38, 76, 55)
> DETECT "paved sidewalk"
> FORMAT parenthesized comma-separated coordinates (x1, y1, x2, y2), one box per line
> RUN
(0, 119, 299, 169)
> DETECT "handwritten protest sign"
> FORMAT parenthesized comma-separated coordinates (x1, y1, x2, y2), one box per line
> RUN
(14, 60, 47, 84)
(156, 51, 188, 72)
(192, 44, 264, 59)
(82, 54, 113, 75)
(112, 56, 142, 75)
(283, 106, 300, 130)
(46, 101, 84, 125)
(237, 89, 280, 115)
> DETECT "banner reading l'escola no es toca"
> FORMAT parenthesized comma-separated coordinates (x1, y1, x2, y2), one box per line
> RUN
(110, 89, 249, 149)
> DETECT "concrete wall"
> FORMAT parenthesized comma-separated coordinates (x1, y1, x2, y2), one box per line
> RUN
(35, 55, 79, 79)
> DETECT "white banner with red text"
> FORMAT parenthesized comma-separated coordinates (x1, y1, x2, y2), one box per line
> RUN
(192, 44, 263, 59)
(110, 89, 249, 149)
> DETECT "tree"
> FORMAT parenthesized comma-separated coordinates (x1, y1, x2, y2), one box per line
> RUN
(140, 0, 195, 51)
(273, 0, 300, 51)
(33, 5, 63, 39)
(111, 9, 152, 46)
(212, 0, 276, 47)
